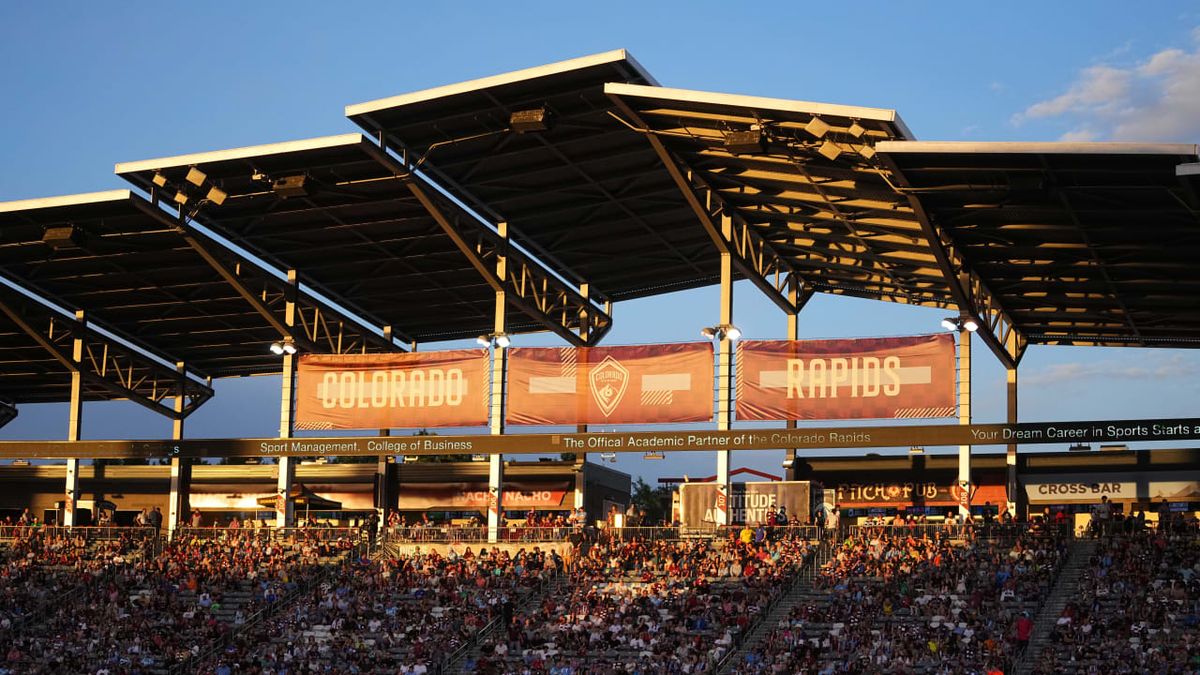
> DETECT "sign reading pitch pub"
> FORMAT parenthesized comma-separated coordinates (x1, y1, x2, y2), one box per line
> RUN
(506, 343, 713, 425)
(295, 351, 490, 430)
(737, 334, 956, 420)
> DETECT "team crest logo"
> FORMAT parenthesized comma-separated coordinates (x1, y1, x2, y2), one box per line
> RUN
(589, 356, 630, 417)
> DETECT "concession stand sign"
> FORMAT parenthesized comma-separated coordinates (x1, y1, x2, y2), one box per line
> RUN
(294, 350, 490, 430)
(506, 343, 713, 425)
(737, 334, 956, 421)
(398, 481, 572, 510)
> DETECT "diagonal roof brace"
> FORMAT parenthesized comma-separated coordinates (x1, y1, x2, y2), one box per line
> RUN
(405, 179, 613, 346)
(0, 281, 214, 420)
(0, 398, 16, 429)
(606, 92, 811, 315)
(163, 205, 404, 356)
(876, 156, 1027, 369)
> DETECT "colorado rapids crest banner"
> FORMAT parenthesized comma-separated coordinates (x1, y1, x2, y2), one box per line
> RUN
(736, 334, 956, 421)
(506, 343, 714, 425)
(295, 350, 490, 430)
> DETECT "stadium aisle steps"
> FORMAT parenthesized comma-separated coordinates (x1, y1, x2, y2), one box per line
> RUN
(452, 572, 566, 673)
(1013, 537, 1096, 675)
(717, 538, 830, 674)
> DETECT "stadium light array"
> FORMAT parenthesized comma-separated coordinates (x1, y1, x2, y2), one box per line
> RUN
(269, 337, 298, 356)
(475, 333, 511, 348)
(941, 316, 979, 333)
(700, 324, 742, 341)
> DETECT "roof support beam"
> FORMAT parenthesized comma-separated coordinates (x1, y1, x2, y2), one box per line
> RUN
(608, 95, 809, 315)
(405, 180, 612, 346)
(878, 160, 1026, 369)
(0, 399, 16, 429)
(0, 283, 214, 420)
(167, 207, 401, 355)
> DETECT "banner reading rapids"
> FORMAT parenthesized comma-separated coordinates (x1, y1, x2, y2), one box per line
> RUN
(736, 334, 956, 421)
(506, 343, 714, 425)
(295, 350, 490, 430)
(679, 481, 811, 527)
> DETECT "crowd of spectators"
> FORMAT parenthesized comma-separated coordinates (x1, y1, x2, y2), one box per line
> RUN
(736, 527, 1067, 675)
(207, 546, 560, 674)
(467, 529, 815, 674)
(0, 529, 354, 674)
(1033, 527, 1200, 674)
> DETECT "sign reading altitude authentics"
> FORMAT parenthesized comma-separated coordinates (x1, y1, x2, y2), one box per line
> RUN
(294, 351, 490, 430)
(506, 343, 714, 425)
(736, 334, 956, 421)
(679, 481, 811, 527)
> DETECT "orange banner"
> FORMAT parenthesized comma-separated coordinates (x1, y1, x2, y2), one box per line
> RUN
(295, 350, 490, 430)
(398, 481, 572, 510)
(736, 334, 956, 421)
(507, 343, 714, 425)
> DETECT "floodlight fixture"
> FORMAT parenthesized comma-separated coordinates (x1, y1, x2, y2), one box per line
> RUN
(804, 116, 831, 138)
(476, 335, 491, 347)
(185, 167, 207, 187)
(723, 128, 766, 154)
(269, 337, 298, 356)
(942, 316, 980, 332)
(817, 140, 842, 161)
(205, 186, 228, 206)
(272, 175, 311, 198)
(494, 333, 511, 348)
(701, 324, 742, 341)
(269, 341, 285, 355)
(173, 191, 189, 205)
(510, 107, 554, 133)
(152, 173, 169, 188)
(848, 121, 866, 138)
(476, 333, 512, 348)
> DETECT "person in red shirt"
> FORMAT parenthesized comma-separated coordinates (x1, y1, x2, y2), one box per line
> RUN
(1015, 611, 1034, 650)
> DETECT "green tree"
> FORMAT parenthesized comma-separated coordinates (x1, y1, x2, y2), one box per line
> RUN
(630, 477, 672, 525)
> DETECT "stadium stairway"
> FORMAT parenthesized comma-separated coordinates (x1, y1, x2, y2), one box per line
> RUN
(1012, 537, 1096, 675)
(450, 571, 567, 673)
(716, 538, 832, 674)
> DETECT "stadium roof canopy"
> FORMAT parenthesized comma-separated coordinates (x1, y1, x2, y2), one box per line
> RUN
(878, 141, 1200, 350)
(2, 49, 1199, 412)
(115, 134, 609, 347)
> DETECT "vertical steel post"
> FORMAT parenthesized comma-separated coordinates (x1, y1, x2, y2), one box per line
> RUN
(1006, 367, 1019, 518)
(714, 215, 735, 526)
(63, 309, 85, 527)
(785, 274, 800, 481)
(487, 224, 508, 543)
(574, 283, 590, 511)
(957, 328, 972, 521)
(167, 361, 189, 539)
(276, 270, 298, 528)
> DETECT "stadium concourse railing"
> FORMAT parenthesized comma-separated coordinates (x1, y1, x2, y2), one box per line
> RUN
(384, 524, 826, 544)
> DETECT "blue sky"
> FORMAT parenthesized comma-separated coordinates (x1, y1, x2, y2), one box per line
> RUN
(2, 2, 1199, 482)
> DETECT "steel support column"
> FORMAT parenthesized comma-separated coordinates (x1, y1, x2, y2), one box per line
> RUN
(783, 274, 814, 477)
(487, 225, 509, 544)
(574, 284, 591, 510)
(167, 361, 191, 538)
(276, 270, 299, 528)
(376, 428, 391, 537)
(63, 310, 85, 527)
(958, 330, 972, 520)
(715, 217, 735, 527)
(1006, 367, 1020, 518)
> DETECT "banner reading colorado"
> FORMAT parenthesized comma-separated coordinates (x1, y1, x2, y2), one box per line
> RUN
(736, 334, 956, 421)
(295, 350, 490, 430)
(507, 343, 714, 425)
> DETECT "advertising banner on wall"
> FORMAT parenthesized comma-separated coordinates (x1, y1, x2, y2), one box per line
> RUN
(736, 334, 956, 421)
(831, 479, 1007, 509)
(1023, 472, 1200, 504)
(397, 481, 573, 510)
(679, 481, 810, 527)
(295, 350, 490, 430)
(506, 343, 714, 425)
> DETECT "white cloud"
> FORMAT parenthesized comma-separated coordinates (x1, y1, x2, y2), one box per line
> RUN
(1023, 354, 1200, 386)
(1013, 31, 1200, 141)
